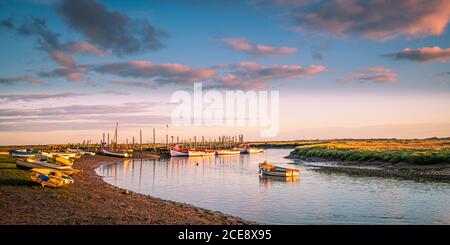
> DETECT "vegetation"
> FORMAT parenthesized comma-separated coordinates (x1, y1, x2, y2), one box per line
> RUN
(0, 155, 35, 186)
(288, 139, 450, 165)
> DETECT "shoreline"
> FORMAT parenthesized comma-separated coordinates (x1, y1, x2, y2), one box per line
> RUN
(286, 154, 450, 182)
(0, 155, 252, 225)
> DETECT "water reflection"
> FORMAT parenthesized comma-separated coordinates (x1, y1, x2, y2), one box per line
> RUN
(96, 149, 450, 224)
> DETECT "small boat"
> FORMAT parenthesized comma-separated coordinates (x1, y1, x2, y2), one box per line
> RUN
(16, 159, 82, 175)
(188, 149, 215, 157)
(242, 148, 265, 154)
(54, 156, 74, 166)
(0, 151, 10, 155)
(170, 145, 189, 157)
(259, 161, 299, 177)
(11, 150, 40, 158)
(30, 168, 74, 188)
(101, 148, 131, 158)
(67, 148, 96, 156)
(215, 149, 241, 155)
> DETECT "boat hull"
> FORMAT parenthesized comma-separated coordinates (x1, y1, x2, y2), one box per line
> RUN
(170, 149, 188, 157)
(259, 163, 299, 177)
(215, 149, 241, 155)
(16, 160, 81, 176)
(101, 148, 131, 158)
(11, 151, 39, 158)
(30, 168, 74, 188)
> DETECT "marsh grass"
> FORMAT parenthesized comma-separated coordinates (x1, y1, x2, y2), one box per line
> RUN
(0, 155, 35, 186)
(290, 139, 450, 165)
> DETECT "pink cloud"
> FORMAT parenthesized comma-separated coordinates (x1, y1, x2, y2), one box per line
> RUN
(386, 46, 450, 63)
(64, 41, 109, 56)
(50, 51, 75, 68)
(285, 0, 450, 40)
(340, 66, 398, 84)
(222, 38, 297, 57)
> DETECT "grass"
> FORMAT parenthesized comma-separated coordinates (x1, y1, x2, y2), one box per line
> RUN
(0, 155, 35, 186)
(289, 139, 450, 165)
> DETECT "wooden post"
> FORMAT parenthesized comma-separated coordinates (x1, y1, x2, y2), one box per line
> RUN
(107, 133, 110, 147)
(140, 130, 143, 153)
(152, 128, 156, 145)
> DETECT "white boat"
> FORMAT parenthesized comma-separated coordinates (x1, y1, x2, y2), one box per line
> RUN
(242, 148, 265, 154)
(11, 150, 40, 158)
(68, 148, 96, 156)
(170, 148, 189, 157)
(16, 159, 81, 176)
(101, 148, 131, 158)
(188, 150, 215, 157)
(215, 149, 241, 155)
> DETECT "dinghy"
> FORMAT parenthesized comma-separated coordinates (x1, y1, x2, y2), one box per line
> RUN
(259, 161, 299, 177)
(16, 159, 81, 175)
(11, 150, 40, 158)
(54, 156, 74, 166)
(242, 148, 265, 154)
(101, 148, 131, 158)
(30, 168, 74, 188)
(188, 149, 215, 157)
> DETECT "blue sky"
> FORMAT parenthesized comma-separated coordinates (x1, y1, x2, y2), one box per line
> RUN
(0, 0, 449, 144)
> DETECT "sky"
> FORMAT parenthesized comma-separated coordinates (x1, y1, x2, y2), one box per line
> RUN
(0, 0, 449, 145)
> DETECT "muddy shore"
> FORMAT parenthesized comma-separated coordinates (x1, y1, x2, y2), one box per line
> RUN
(287, 154, 450, 182)
(0, 155, 251, 225)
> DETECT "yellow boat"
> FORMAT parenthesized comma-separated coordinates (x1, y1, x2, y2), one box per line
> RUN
(30, 168, 74, 188)
(0, 151, 10, 155)
(259, 161, 300, 177)
(16, 159, 82, 176)
(54, 156, 74, 166)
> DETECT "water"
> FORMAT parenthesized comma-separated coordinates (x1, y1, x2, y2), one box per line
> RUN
(96, 149, 450, 224)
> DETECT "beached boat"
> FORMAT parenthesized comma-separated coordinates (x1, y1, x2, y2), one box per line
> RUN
(215, 149, 241, 155)
(16, 159, 81, 175)
(242, 148, 265, 154)
(54, 156, 74, 166)
(259, 161, 299, 177)
(0, 151, 10, 155)
(30, 168, 74, 188)
(101, 148, 131, 158)
(67, 148, 96, 156)
(11, 150, 40, 158)
(170, 146, 189, 157)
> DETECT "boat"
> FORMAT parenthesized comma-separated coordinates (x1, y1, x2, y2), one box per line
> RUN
(215, 149, 241, 155)
(11, 150, 40, 158)
(55, 152, 81, 159)
(54, 156, 74, 166)
(16, 159, 82, 175)
(30, 168, 74, 188)
(241, 148, 265, 154)
(0, 151, 10, 155)
(101, 148, 131, 158)
(188, 149, 215, 157)
(67, 148, 96, 156)
(258, 161, 299, 177)
(170, 145, 189, 157)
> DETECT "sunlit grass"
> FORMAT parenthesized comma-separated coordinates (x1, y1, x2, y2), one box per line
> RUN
(289, 139, 450, 165)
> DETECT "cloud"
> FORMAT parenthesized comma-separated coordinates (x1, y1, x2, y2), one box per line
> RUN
(62, 41, 109, 56)
(213, 61, 326, 90)
(0, 17, 14, 29)
(385, 46, 450, 63)
(312, 52, 322, 60)
(93, 60, 215, 85)
(0, 76, 44, 85)
(275, 0, 450, 40)
(38, 65, 90, 81)
(0, 91, 128, 102)
(222, 38, 296, 57)
(49, 50, 76, 68)
(435, 71, 450, 76)
(56, 0, 168, 56)
(339, 66, 398, 84)
(109, 80, 158, 88)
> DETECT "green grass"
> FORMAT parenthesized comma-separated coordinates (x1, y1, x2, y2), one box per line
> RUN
(290, 141, 450, 165)
(0, 155, 36, 186)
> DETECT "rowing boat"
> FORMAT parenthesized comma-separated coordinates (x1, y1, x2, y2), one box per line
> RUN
(101, 148, 131, 158)
(16, 159, 81, 175)
(54, 156, 74, 166)
(30, 168, 74, 188)
(188, 150, 215, 157)
(170, 147, 189, 157)
(11, 150, 40, 158)
(242, 148, 265, 154)
(259, 161, 299, 177)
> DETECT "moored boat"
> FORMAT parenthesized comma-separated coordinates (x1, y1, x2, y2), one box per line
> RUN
(30, 168, 74, 188)
(242, 148, 265, 154)
(188, 149, 215, 157)
(215, 149, 241, 155)
(170, 146, 189, 157)
(101, 148, 131, 158)
(259, 161, 299, 177)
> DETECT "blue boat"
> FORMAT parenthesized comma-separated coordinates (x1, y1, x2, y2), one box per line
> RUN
(10, 150, 40, 158)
